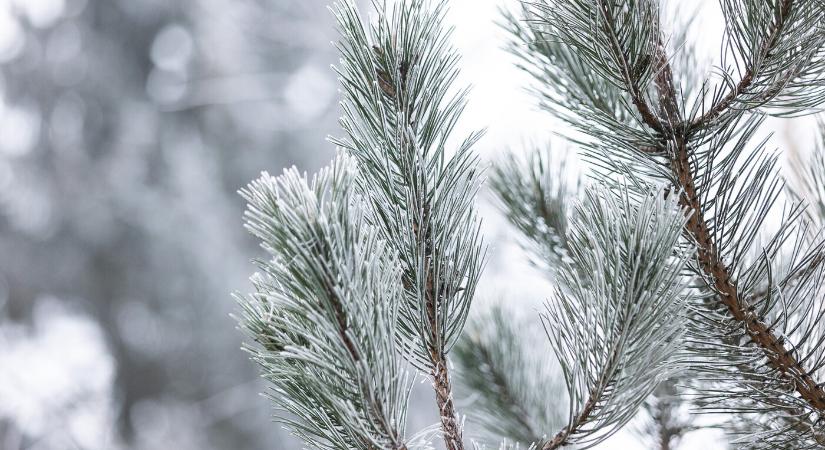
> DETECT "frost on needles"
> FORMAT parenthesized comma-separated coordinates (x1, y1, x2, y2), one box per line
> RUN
(236, 0, 825, 449)
(237, 155, 411, 449)
(501, 0, 825, 448)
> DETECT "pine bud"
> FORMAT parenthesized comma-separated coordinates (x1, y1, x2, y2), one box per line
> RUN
(377, 69, 395, 98)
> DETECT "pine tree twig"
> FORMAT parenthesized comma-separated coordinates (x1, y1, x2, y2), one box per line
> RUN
(321, 273, 409, 450)
(423, 226, 465, 450)
(474, 344, 541, 441)
(332, 1, 484, 448)
(431, 354, 463, 450)
(536, 186, 691, 450)
(463, 322, 539, 444)
(511, 0, 825, 444)
(541, 364, 607, 450)
(238, 155, 411, 449)
(596, 0, 666, 134)
(412, 195, 465, 450)
(643, 4, 825, 415)
(687, 0, 794, 130)
(490, 147, 575, 272)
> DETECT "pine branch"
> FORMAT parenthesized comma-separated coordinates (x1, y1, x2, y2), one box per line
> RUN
(646, 9, 825, 447)
(689, 0, 825, 127)
(489, 147, 575, 272)
(688, 0, 795, 129)
(595, 0, 666, 133)
(237, 154, 411, 449)
(474, 345, 541, 441)
(647, 10, 825, 418)
(454, 305, 565, 447)
(515, 0, 825, 446)
(538, 186, 692, 450)
(331, 1, 485, 448)
(509, 1, 665, 143)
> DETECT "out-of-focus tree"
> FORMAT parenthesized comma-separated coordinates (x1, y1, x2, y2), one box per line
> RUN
(0, 0, 345, 448)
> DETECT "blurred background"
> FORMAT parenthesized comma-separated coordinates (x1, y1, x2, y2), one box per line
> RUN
(0, 0, 814, 449)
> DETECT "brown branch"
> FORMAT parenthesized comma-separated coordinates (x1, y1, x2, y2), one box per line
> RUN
(430, 345, 463, 450)
(601, 0, 797, 134)
(541, 391, 598, 450)
(597, 0, 665, 134)
(540, 308, 630, 450)
(419, 203, 464, 450)
(421, 268, 464, 450)
(378, 44, 465, 449)
(646, 10, 825, 414)
(425, 261, 465, 449)
(532, 2, 819, 447)
(686, 0, 794, 131)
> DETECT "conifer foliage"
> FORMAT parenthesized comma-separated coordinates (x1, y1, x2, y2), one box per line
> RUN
(238, 0, 825, 449)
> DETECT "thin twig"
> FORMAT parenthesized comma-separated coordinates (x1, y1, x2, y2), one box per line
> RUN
(685, 0, 794, 131)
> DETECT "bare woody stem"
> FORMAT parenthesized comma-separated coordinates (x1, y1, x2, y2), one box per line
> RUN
(541, 393, 598, 450)
(643, 0, 825, 414)
(424, 278, 464, 450)
(541, 309, 628, 450)
(429, 345, 463, 450)
(420, 211, 465, 450)
(670, 140, 825, 412)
